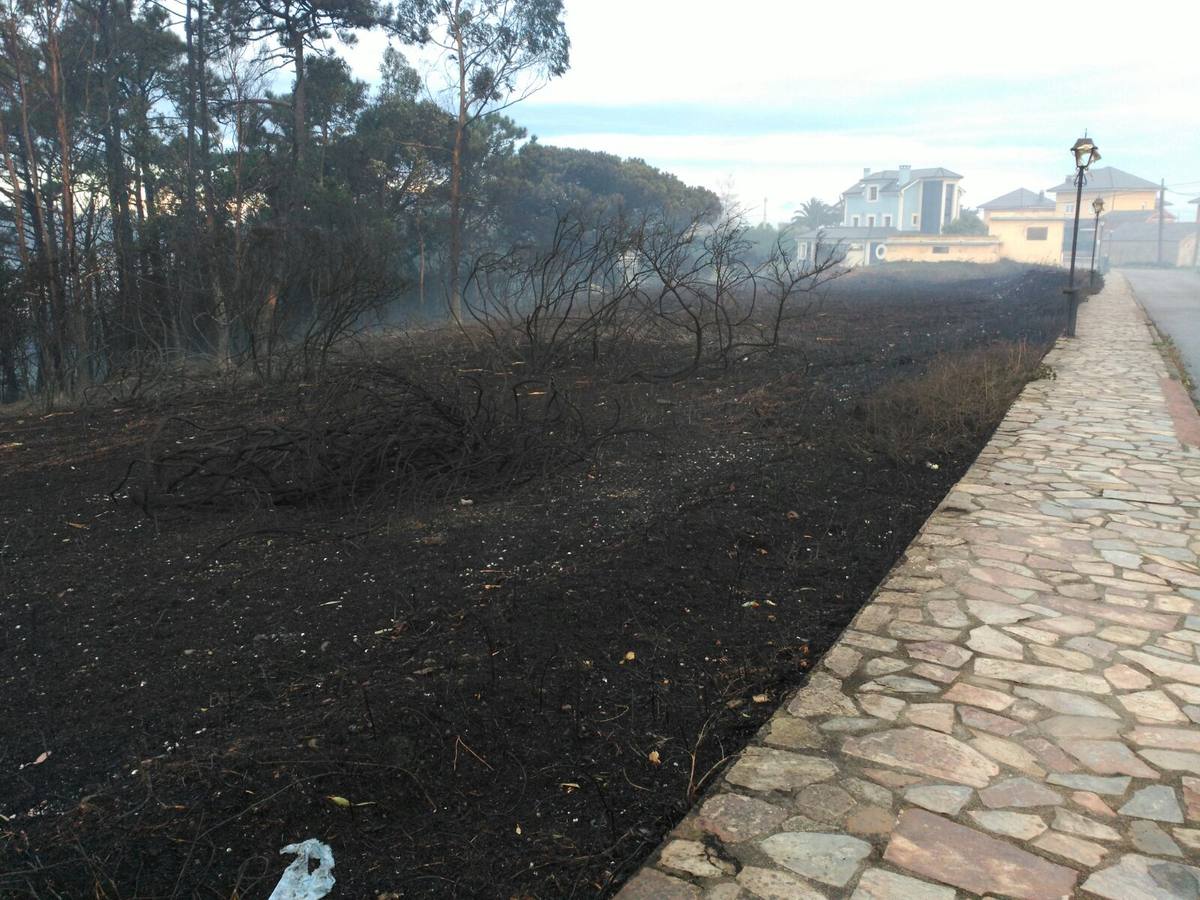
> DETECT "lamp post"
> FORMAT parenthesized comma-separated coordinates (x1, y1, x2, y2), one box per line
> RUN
(1065, 136, 1101, 337)
(1089, 196, 1105, 290)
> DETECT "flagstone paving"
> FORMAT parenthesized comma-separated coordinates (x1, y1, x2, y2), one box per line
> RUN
(617, 275, 1200, 899)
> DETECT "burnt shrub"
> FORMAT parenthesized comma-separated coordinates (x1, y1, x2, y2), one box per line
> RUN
(851, 339, 1051, 466)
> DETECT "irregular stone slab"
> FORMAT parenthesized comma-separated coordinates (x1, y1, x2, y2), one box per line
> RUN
(1140, 749, 1200, 776)
(794, 784, 856, 825)
(1129, 820, 1183, 857)
(907, 641, 972, 669)
(967, 625, 1025, 660)
(1184, 776, 1200, 820)
(859, 694, 905, 721)
(763, 716, 824, 750)
(927, 600, 970, 628)
(1082, 853, 1200, 900)
(864, 657, 910, 676)
(1105, 663, 1154, 689)
(1029, 644, 1095, 671)
(843, 631, 900, 653)
(1120, 650, 1200, 686)
(820, 717, 883, 733)
(759, 832, 871, 887)
(842, 727, 999, 788)
(787, 672, 858, 718)
(1032, 831, 1108, 867)
(1037, 715, 1123, 741)
(1052, 807, 1121, 841)
(1128, 726, 1200, 753)
(904, 784, 973, 816)
(861, 675, 939, 694)
(941, 682, 1013, 711)
(1022, 736, 1079, 773)
(1012, 686, 1120, 719)
(697, 793, 789, 843)
(823, 645, 862, 678)
(1047, 772, 1132, 795)
(959, 707, 1025, 736)
(1065, 635, 1118, 660)
(910, 663, 957, 685)
(968, 810, 1047, 839)
(1072, 790, 1117, 818)
(850, 867, 955, 900)
(724, 747, 838, 792)
(1120, 690, 1188, 723)
(975, 658, 1111, 694)
(970, 733, 1045, 776)
(1059, 740, 1161, 777)
(979, 776, 1063, 809)
(845, 805, 893, 837)
(903, 703, 954, 733)
(1119, 785, 1184, 823)
(883, 809, 1079, 900)
(966, 599, 1034, 625)
(889, 622, 962, 643)
(735, 866, 825, 900)
(617, 867, 702, 899)
(659, 839, 737, 878)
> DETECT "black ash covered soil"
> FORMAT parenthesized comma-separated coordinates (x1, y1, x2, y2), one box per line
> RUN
(1, 263, 1066, 898)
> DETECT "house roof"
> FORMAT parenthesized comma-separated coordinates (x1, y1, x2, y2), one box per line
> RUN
(1101, 210, 1174, 227)
(843, 167, 962, 196)
(1104, 221, 1195, 242)
(979, 188, 1055, 211)
(1045, 167, 1161, 194)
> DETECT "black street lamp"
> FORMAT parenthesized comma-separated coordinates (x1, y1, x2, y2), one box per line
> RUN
(1089, 196, 1105, 290)
(1065, 135, 1101, 337)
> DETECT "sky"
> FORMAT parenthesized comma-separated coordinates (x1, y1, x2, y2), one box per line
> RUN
(341, 0, 1200, 224)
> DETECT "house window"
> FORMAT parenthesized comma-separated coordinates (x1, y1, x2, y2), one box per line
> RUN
(1026, 226, 1048, 241)
(867, 215, 876, 227)
(852, 215, 861, 226)
(932, 245, 950, 254)
(883, 215, 892, 227)
(797, 242, 809, 259)
(868, 186, 879, 201)
(1066, 204, 1074, 214)
(911, 214, 919, 226)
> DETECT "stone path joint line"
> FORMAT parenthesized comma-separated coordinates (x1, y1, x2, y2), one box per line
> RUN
(618, 274, 1200, 900)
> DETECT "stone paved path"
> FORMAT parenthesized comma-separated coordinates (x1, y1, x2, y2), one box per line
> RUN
(618, 275, 1200, 899)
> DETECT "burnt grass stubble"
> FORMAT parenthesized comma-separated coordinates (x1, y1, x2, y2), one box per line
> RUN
(1, 264, 1070, 898)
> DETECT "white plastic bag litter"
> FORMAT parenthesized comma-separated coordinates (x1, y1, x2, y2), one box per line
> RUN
(267, 839, 336, 900)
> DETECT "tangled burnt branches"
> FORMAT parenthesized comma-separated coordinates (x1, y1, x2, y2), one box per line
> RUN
(465, 211, 846, 379)
(120, 366, 617, 512)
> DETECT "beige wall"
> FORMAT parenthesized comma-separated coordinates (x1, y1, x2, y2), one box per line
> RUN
(885, 238, 1001, 264)
(988, 216, 1066, 266)
(1054, 189, 1159, 217)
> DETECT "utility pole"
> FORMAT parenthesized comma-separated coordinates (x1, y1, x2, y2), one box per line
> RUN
(1157, 178, 1166, 266)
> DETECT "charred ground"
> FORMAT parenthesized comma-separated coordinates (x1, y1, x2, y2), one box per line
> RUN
(1, 263, 1072, 898)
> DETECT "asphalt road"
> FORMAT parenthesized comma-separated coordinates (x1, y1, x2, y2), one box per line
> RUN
(1122, 267, 1200, 396)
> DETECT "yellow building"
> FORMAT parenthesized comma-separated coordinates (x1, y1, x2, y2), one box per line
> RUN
(1044, 167, 1161, 217)
(980, 188, 1065, 266)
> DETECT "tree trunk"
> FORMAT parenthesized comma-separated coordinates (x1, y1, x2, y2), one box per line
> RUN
(45, 2, 88, 388)
(448, 3, 467, 325)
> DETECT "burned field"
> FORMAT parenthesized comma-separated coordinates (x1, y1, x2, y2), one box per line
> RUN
(2, 263, 1069, 898)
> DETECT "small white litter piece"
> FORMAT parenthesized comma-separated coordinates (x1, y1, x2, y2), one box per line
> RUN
(268, 839, 335, 900)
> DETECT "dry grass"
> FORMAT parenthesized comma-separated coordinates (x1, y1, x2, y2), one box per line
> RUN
(855, 340, 1051, 465)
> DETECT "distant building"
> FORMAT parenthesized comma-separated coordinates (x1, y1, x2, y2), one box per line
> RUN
(979, 189, 1062, 266)
(793, 165, 999, 267)
(1044, 166, 1162, 217)
(842, 166, 963, 233)
(1044, 166, 1166, 266)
